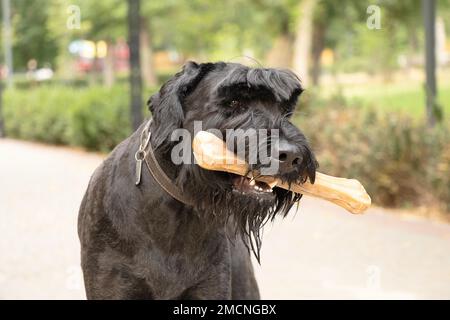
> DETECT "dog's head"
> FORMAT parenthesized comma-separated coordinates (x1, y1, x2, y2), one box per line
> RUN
(148, 61, 318, 259)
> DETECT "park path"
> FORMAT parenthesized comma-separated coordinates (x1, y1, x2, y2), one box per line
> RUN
(1, 138, 450, 299)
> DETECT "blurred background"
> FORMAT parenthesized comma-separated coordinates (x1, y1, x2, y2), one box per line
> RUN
(0, 0, 449, 299)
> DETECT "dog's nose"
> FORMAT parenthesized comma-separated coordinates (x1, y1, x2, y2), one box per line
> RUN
(276, 141, 302, 175)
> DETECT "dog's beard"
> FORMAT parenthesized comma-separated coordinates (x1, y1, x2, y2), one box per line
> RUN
(162, 118, 312, 261)
(175, 164, 302, 262)
(154, 119, 314, 261)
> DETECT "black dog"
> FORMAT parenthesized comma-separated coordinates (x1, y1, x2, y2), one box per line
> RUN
(78, 61, 318, 299)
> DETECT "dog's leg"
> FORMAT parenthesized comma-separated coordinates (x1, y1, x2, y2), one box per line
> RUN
(79, 167, 154, 300)
(178, 244, 233, 300)
(180, 275, 232, 300)
(82, 262, 153, 300)
(80, 218, 154, 299)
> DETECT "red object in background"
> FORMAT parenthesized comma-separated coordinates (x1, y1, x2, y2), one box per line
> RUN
(76, 58, 93, 72)
(75, 42, 129, 74)
(70, 39, 130, 75)
(114, 39, 130, 73)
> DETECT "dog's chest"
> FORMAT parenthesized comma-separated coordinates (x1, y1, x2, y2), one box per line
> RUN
(132, 224, 231, 299)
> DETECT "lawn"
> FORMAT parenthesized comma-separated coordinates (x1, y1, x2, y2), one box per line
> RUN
(342, 82, 450, 119)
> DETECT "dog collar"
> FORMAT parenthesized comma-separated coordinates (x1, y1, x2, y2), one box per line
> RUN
(135, 119, 194, 206)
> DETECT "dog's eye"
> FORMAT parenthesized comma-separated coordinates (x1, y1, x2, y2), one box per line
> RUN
(229, 100, 241, 108)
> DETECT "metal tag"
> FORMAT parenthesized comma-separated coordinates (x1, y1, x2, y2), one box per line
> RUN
(135, 159, 143, 185)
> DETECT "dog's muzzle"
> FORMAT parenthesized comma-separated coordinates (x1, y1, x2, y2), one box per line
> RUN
(271, 138, 304, 176)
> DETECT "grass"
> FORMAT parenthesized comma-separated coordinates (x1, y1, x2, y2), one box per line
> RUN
(342, 82, 450, 120)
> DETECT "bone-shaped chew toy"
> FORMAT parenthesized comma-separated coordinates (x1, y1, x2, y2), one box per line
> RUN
(192, 131, 371, 214)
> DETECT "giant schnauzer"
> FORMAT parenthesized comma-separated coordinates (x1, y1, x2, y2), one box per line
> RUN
(78, 61, 318, 299)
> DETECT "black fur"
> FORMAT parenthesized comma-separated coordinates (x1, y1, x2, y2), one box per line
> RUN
(78, 61, 318, 299)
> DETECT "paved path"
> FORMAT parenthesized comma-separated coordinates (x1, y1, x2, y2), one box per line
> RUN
(1, 139, 450, 299)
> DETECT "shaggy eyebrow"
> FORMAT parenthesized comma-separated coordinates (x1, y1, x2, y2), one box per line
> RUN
(216, 82, 278, 103)
(214, 66, 302, 102)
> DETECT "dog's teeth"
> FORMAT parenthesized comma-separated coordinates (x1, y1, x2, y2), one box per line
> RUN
(249, 179, 255, 186)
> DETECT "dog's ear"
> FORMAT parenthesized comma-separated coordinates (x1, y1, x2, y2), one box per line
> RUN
(147, 92, 160, 114)
(148, 61, 202, 149)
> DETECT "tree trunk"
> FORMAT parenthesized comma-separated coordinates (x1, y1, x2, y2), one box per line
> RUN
(292, 0, 318, 87)
(422, 0, 437, 127)
(103, 41, 115, 87)
(140, 17, 157, 87)
(128, 0, 143, 130)
(2, 0, 13, 87)
(266, 34, 293, 69)
(311, 21, 325, 86)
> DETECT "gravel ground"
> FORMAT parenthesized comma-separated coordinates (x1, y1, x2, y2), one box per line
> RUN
(1, 138, 450, 300)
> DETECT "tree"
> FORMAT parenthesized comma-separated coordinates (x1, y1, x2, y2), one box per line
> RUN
(140, 17, 156, 86)
(77, 0, 175, 87)
(46, 0, 79, 80)
(75, 0, 126, 86)
(128, 0, 143, 130)
(10, 0, 59, 70)
(256, 0, 296, 68)
(423, 0, 439, 126)
(292, 0, 318, 85)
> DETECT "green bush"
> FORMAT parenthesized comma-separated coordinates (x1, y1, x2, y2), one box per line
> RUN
(295, 103, 450, 211)
(3, 85, 148, 151)
(4, 86, 72, 144)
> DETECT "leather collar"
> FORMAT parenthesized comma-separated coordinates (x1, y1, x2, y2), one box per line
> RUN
(135, 119, 194, 206)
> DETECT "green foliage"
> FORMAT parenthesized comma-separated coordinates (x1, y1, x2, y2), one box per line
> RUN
(73, 0, 126, 40)
(2, 85, 144, 152)
(294, 100, 450, 211)
(344, 82, 450, 119)
(146, 0, 278, 58)
(68, 86, 131, 151)
(6, 0, 450, 73)
(322, 0, 424, 74)
(338, 23, 399, 74)
(10, 0, 59, 70)
(3, 86, 72, 144)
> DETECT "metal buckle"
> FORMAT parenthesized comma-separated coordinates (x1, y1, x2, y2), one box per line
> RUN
(135, 120, 152, 185)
